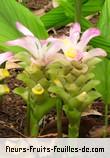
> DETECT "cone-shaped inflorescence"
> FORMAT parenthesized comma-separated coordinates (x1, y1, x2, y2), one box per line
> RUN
(48, 57, 101, 137)
(9, 22, 106, 137)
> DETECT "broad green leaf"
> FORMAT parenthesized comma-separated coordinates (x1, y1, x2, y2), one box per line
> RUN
(58, 0, 104, 18)
(98, 0, 110, 40)
(58, 0, 75, 19)
(83, 0, 104, 16)
(41, 7, 71, 29)
(0, 0, 48, 52)
(41, 0, 104, 29)
(94, 58, 110, 104)
(94, 0, 110, 104)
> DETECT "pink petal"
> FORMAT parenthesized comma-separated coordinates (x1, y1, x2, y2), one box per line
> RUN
(83, 48, 106, 61)
(69, 23, 81, 44)
(48, 37, 73, 53)
(40, 40, 49, 47)
(74, 51, 84, 61)
(89, 48, 106, 57)
(0, 52, 13, 65)
(47, 37, 58, 43)
(45, 42, 61, 61)
(16, 22, 34, 36)
(6, 36, 41, 59)
(45, 53, 67, 65)
(78, 28, 100, 51)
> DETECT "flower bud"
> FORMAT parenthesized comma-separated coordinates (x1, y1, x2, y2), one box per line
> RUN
(32, 84, 44, 95)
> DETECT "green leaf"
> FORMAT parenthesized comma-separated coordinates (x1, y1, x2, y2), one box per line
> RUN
(94, 58, 110, 104)
(0, 0, 48, 52)
(41, 0, 104, 29)
(41, 7, 71, 29)
(58, 0, 74, 19)
(98, 0, 110, 40)
(82, 0, 104, 16)
(93, 0, 110, 104)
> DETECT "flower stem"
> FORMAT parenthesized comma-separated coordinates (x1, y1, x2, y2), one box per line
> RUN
(68, 117, 80, 138)
(25, 89, 31, 136)
(30, 114, 39, 137)
(56, 99, 63, 137)
(26, 89, 39, 137)
(68, 124, 80, 138)
(74, 0, 82, 23)
(66, 109, 81, 138)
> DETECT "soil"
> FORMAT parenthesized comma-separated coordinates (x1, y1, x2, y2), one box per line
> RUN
(25, 0, 52, 12)
(0, 0, 110, 138)
(0, 69, 26, 137)
(0, 69, 109, 138)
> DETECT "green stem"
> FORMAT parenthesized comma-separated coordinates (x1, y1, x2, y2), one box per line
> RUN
(56, 99, 63, 137)
(103, 104, 109, 137)
(68, 119, 80, 138)
(26, 89, 39, 137)
(30, 115, 39, 137)
(74, 0, 82, 23)
(25, 89, 31, 136)
(29, 98, 39, 137)
(66, 110, 81, 138)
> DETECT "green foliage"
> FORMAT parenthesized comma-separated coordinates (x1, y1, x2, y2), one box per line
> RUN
(58, 0, 74, 19)
(94, 58, 110, 104)
(82, 0, 104, 16)
(98, 0, 110, 40)
(41, 0, 104, 28)
(93, 0, 110, 104)
(0, 0, 48, 52)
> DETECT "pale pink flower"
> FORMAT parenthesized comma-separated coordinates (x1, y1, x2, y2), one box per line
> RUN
(6, 22, 63, 66)
(0, 52, 13, 65)
(48, 23, 106, 61)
